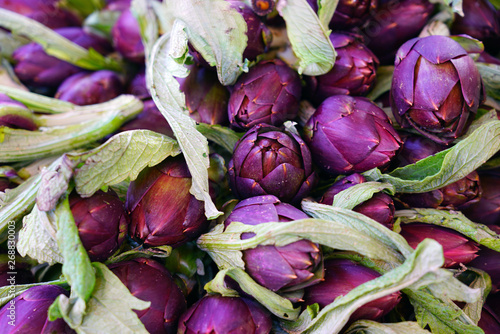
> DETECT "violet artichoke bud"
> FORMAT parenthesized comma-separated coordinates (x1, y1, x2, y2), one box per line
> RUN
(127, 70, 150, 100)
(463, 173, 500, 225)
(304, 259, 401, 323)
(55, 70, 124, 106)
(13, 27, 112, 89)
(399, 223, 479, 268)
(109, 258, 187, 334)
(320, 173, 395, 229)
(0, 0, 81, 29)
(111, 9, 144, 63)
(307, 0, 378, 30)
(450, 0, 500, 53)
(227, 0, 272, 60)
(390, 35, 482, 145)
(225, 195, 323, 292)
(304, 95, 402, 176)
(119, 100, 174, 137)
(363, 0, 434, 64)
(126, 156, 209, 247)
(177, 65, 230, 125)
(0, 93, 37, 130)
(69, 190, 128, 262)
(228, 124, 317, 204)
(178, 295, 272, 334)
(306, 33, 379, 104)
(228, 59, 301, 130)
(0, 285, 74, 333)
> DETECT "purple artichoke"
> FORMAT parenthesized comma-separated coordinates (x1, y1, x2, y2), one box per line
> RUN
(55, 70, 124, 106)
(390, 35, 482, 145)
(450, 0, 500, 53)
(0, 0, 81, 29)
(69, 190, 128, 262)
(304, 95, 402, 176)
(228, 59, 302, 130)
(177, 65, 230, 125)
(119, 99, 174, 137)
(228, 124, 317, 205)
(227, 0, 272, 60)
(394, 135, 482, 210)
(306, 33, 379, 104)
(463, 173, 500, 225)
(111, 9, 144, 63)
(304, 259, 401, 322)
(109, 258, 187, 334)
(362, 0, 434, 64)
(13, 27, 112, 89)
(127, 70, 150, 100)
(468, 245, 500, 293)
(307, 0, 378, 30)
(178, 295, 272, 334)
(225, 195, 323, 292)
(399, 224, 479, 268)
(126, 156, 209, 247)
(0, 93, 37, 130)
(320, 173, 395, 229)
(0, 285, 74, 333)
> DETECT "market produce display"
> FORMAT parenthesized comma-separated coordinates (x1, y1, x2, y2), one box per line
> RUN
(0, 0, 499, 333)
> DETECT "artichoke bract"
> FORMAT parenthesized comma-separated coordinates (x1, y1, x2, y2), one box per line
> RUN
(306, 33, 379, 104)
(178, 295, 272, 334)
(450, 0, 500, 53)
(69, 190, 128, 262)
(304, 95, 402, 176)
(320, 173, 395, 229)
(13, 27, 112, 89)
(55, 70, 124, 105)
(463, 173, 500, 225)
(111, 8, 145, 63)
(0, 0, 81, 29)
(399, 224, 479, 268)
(126, 156, 208, 247)
(228, 59, 301, 130)
(0, 93, 37, 130)
(228, 124, 317, 205)
(0, 285, 74, 333)
(390, 35, 482, 145)
(177, 65, 230, 125)
(363, 0, 434, 64)
(225, 195, 323, 292)
(109, 258, 187, 334)
(304, 259, 401, 323)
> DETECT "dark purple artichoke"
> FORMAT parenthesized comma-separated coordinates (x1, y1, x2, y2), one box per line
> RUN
(225, 195, 323, 292)
(126, 156, 209, 247)
(13, 27, 112, 89)
(307, 0, 378, 30)
(111, 9, 144, 63)
(320, 173, 395, 229)
(228, 59, 301, 130)
(228, 124, 317, 205)
(227, 0, 272, 60)
(451, 0, 500, 53)
(0, 285, 74, 333)
(463, 173, 500, 225)
(109, 258, 187, 334)
(0, 93, 37, 130)
(304, 95, 402, 176)
(390, 35, 482, 145)
(304, 259, 401, 322)
(178, 295, 272, 334)
(0, 0, 81, 29)
(69, 190, 128, 262)
(394, 135, 482, 210)
(55, 70, 124, 105)
(119, 99, 174, 137)
(399, 224, 479, 268)
(306, 33, 379, 104)
(177, 65, 230, 125)
(362, 0, 434, 64)
(127, 70, 150, 100)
